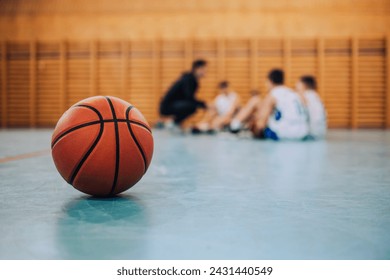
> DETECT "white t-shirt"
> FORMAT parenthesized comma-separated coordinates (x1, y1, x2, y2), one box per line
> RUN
(304, 90, 327, 139)
(215, 92, 238, 116)
(267, 86, 309, 140)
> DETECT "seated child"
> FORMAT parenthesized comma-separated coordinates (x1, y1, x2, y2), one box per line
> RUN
(253, 69, 309, 140)
(193, 81, 240, 133)
(295, 76, 327, 139)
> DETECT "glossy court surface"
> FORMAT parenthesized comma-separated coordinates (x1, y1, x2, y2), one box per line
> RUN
(0, 129, 389, 259)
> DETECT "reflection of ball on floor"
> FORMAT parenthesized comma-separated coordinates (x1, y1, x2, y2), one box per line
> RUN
(51, 96, 154, 196)
(57, 196, 147, 259)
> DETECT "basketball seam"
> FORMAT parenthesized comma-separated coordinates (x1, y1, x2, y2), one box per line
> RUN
(51, 119, 150, 149)
(68, 104, 104, 186)
(73, 102, 151, 131)
(126, 106, 148, 174)
(51, 120, 101, 148)
(105, 97, 120, 196)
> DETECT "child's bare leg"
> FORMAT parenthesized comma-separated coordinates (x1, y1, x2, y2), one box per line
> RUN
(211, 115, 232, 130)
(234, 97, 258, 123)
(252, 96, 275, 137)
(230, 96, 261, 131)
(196, 106, 217, 131)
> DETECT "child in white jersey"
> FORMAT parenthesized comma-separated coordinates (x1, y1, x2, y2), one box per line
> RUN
(253, 69, 309, 140)
(192, 81, 240, 133)
(296, 76, 327, 139)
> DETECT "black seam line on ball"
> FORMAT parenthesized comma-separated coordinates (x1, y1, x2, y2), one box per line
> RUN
(105, 97, 120, 196)
(119, 119, 151, 133)
(126, 106, 147, 174)
(69, 104, 104, 185)
(51, 119, 150, 149)
(51, 120, 101, 148)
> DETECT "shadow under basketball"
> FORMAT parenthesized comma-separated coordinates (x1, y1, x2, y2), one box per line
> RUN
(56, 195, 148, 259)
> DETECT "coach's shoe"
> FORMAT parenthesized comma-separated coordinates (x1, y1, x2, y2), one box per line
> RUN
(165, 121, 184, 135)
(154, 121, 165, 129)
(191, 127, 202, 135)
(206, 129, 217, 135)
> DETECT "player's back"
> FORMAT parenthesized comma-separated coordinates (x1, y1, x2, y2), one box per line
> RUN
(267, 86, 309, 140)
(304, 90, 327, 139)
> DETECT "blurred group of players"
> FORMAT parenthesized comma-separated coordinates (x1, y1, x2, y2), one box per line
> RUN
(158, 59, 326, 140)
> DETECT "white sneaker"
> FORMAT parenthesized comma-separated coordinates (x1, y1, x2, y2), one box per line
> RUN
(165, 120, 175, 129)
(168, 123, 185, 135)
(230, 119, 242, 133)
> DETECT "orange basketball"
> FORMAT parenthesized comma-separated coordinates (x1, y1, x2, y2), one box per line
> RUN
(51, 96, 154, 196)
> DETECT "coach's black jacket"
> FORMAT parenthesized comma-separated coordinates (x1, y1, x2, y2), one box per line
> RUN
(160, 72, 206, 108)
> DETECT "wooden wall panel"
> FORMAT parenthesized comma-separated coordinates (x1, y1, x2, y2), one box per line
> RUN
(160, 40, 187, 96)
(97, 41, 122, 98)
(387, 35, 390, 129)
(3, 1, 388, 129)
(6, 42, 30, 127)
(0, 43, 3, 126)
(225, 39, 251, 103)
(128, 41, 156, 121)
(257, 39, 284, 96)
(1, 0, 389, 40)
(357, 39, 386, 128)
(323, 39, 352, 128)
(0, 36, 389, 129)
(290, 39, 317, 87)
(66, 42, 91, 107)
(36, 42, 61, 126)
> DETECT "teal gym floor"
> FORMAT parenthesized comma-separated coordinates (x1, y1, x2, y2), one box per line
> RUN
(0, 129, 389, 259)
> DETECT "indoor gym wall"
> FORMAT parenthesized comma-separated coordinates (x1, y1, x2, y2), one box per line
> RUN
(0, 37, 389, 128)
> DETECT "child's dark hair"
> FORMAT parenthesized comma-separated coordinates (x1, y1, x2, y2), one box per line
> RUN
(300, 75, 317, 90)
(268, 69, 284, 85)
(192, 59, 207, 71)
(219, 81, 229, 89)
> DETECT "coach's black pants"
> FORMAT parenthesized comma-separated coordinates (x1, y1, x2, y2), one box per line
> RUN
(160, 100, 198, 124)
